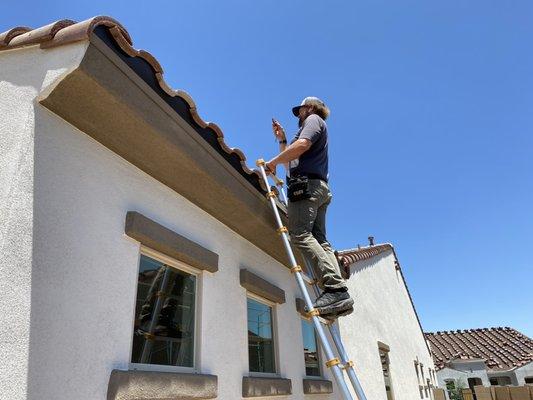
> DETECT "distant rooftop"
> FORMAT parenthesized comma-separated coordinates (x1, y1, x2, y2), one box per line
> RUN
(425, 327, 533, 371)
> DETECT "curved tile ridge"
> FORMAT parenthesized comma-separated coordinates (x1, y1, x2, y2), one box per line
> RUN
(338, 243, 393, 266)
(0, 26, 31, 48)
(152, 59, 259, 179)
(0, 16, 265, 191)
(0, 16, 129, 51)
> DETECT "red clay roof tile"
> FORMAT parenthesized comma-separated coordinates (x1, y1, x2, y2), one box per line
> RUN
(0, 16, 266, 191)
(425, 327, 533, 371)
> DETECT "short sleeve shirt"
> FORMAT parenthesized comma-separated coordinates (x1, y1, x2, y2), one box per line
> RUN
(289, 114, 329, 182)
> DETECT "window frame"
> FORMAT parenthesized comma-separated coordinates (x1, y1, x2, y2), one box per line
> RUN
(378, 342, 395, 400)
(300, 317, 323, 379)
(246, 292, 280, 377)
(129, 246, 202, 374)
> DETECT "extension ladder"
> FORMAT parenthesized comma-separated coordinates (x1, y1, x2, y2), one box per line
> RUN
(256, 159, 368, 400)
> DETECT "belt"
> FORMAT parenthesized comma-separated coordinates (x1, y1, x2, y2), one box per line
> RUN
(289, 173, 328, 182)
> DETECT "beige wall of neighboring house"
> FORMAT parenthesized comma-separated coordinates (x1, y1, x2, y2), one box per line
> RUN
(515, 362, 533, 386)
(0, 19, 436, 400)
(339, 250, 436, 400)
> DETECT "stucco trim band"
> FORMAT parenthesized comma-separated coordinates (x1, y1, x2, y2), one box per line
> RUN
(125, 211, 219, 273)
(240, 269, 286, 304)
(242, 376, 292, 397)
(302, 379, 333, 395)
(107, 370, 217, 399)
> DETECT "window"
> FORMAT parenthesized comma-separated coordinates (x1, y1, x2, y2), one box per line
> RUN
(445, 380, 456, 399)
(301, 319, 320, 377)
(378, 343, 395, 400)
(525, 377, 533, 384)
(247, 297, 276, 373)
(490, 376, 511, 386)
(131, 253, 197, 368)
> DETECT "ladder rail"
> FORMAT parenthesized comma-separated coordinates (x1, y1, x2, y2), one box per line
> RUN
(303, 260, 368, 400)
(256, 160, 354, 400)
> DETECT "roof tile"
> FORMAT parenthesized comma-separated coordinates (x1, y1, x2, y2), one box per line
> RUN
(0, 16, 266, 192)
(425, 327, 533, 371)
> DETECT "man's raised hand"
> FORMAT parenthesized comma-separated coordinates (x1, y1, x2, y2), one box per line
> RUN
(272, 118, 286, 141)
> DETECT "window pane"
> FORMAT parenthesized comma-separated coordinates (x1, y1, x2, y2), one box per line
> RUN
(301, 319, 320, 376)
(131, 254, 196, 367)
(247, 298, 275, 373)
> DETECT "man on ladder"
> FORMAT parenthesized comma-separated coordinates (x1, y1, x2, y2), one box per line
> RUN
(265, 96, 354, 319)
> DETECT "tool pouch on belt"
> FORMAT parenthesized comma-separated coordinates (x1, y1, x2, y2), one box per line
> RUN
(287, 176, 311, 202)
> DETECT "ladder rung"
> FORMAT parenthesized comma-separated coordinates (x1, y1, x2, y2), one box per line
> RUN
(301, 273, 318, 286)
(326, 358, 341, 368)
(343, 360, 355, 369)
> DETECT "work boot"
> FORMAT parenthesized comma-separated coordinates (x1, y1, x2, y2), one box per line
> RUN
(321, 306, 354, 321)
(311, 290, 354, 315)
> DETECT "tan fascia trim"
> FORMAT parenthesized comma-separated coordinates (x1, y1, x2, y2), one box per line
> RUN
(37, 34, 291, 266)
(125, 211, 218, 273)
(107, 370, 217, 399)
(242, 376, 292, 397)
(240, 269, 286, 304)
(302, 379, 333, 395)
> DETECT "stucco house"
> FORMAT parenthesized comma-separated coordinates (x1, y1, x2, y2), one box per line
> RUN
(425, 327, 533, 396)
(1, 16, 436, 400)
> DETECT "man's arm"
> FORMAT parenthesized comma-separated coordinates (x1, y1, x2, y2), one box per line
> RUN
(266, 139, 311, 173)
(266, 114, 321, 174)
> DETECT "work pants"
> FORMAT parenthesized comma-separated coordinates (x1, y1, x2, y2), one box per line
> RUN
(288, 179, 347, 291)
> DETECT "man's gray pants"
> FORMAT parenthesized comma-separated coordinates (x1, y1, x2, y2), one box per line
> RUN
(288, 179, 347, 291)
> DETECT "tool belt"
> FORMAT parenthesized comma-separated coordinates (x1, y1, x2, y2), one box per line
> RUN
(287, 176, 311, 202)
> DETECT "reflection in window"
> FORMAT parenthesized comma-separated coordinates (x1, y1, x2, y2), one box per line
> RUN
(131, 254, 196, 367)
(301, 319, 320, 376)
(247, 298, 275, 373)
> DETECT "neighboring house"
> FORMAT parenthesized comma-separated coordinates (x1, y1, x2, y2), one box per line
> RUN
(0, 16, 435, 400)
(425, 327, 533, 396)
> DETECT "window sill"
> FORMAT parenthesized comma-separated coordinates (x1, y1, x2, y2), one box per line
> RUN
(107, 370, 217, 400)
(303, 378, 333, 394)
(242, 376, 292, 397)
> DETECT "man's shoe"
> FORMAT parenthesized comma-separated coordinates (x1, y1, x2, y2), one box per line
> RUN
(321, 306, 354, 321)
(313, 291, 354, 315)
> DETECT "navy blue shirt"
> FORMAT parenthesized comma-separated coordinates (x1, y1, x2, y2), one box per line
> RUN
(289, 114, 329, 182)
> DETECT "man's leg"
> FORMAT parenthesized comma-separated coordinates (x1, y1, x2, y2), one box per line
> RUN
(288, 180, 353, 315)
(312, 197, 347, 291)
(289, 205, 337, 287)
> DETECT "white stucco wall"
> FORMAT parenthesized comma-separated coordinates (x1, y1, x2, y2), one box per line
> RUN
(1, 41, 435, 400)
(30, 92, 342, 399)
(514, 362, 533, 385)
(0, 43, 340, 399)
(339, 252, 437, 400)
(0, 42, 88, 400)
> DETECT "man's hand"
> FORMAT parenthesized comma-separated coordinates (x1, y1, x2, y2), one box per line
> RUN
(272, 118, 286, 142)
(265, 159, 277, 176)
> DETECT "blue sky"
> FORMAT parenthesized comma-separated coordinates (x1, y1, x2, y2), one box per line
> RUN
(2, 1, 532, 336)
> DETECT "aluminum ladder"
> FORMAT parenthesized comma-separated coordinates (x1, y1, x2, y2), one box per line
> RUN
(256, 159, 368, 400)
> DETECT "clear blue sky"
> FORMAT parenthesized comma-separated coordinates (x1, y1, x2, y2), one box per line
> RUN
(3, 1, 532, 336)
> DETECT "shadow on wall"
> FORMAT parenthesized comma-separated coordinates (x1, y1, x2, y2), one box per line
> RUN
(345, 250, 392, 278)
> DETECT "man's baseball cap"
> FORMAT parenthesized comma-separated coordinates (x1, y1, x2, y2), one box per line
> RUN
(292, 96, 327, 117)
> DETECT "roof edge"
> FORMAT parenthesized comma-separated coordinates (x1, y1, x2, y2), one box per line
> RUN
(0, 15, 266, 192)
